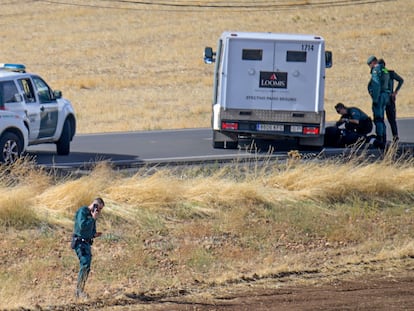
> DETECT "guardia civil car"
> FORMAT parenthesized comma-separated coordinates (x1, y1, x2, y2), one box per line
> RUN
(0, 110, 29, 163)
(0, 63, 76, 156)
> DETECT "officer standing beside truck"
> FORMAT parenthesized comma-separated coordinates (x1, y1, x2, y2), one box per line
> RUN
(367, 55, 390, 148)
(378, 58, 404, 142)
(71, 197, 105, 299)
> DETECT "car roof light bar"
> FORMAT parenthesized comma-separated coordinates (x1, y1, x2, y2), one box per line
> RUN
(0, 63, 26, 73)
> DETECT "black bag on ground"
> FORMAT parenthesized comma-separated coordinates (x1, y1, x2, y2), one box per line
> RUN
(324, 126, 342, 147)
(359, 117, 373, 135)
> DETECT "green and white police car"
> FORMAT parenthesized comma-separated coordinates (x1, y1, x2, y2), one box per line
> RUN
(0, 110, 29, 163)
(0, 63, 76, 158)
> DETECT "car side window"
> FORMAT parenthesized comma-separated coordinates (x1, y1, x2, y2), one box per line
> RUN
(18, 78, 36, 103)
(32, 76, 54, 103)
(0, 81, 20, 106)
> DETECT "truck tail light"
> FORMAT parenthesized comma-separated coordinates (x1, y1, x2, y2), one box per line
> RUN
(221, 121, 238, 130)
(303, 126, 320, 135)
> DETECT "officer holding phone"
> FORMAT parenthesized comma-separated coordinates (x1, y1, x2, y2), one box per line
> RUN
(71, 197, 105, 299)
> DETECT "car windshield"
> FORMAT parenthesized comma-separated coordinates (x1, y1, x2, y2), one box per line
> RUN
(33, 76, 54, 103)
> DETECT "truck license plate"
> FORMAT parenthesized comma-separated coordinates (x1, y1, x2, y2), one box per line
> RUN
(290, 125, 303, 133)
(257, 124, 284, 131)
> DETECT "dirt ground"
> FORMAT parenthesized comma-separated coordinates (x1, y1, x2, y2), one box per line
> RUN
(130, 275, 414, 311)
(14, 270, 412, 311)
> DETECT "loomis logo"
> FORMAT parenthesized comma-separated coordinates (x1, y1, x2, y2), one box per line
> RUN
(259, 71, 288, 89)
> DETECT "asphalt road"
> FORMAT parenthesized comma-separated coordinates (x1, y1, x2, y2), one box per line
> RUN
(27, 118, 413, 169)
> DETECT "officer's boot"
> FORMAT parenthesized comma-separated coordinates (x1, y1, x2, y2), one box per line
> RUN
(374, 136, 385, 149)
(75, 270, 89, 299)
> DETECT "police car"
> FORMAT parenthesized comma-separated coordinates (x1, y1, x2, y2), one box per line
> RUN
(0, 110, 29, 163)
(0, 63, 76, 157)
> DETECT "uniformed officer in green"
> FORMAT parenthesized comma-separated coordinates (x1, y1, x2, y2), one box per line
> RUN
(325, 102, 373, 147)
(367, 55, 390, 148)
(72, 197, 105, 299)
(378, 58, 404, 142)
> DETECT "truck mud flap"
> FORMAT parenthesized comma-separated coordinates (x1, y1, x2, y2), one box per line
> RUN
(212, 130, 238, 149)
(298, 135, 325, 147)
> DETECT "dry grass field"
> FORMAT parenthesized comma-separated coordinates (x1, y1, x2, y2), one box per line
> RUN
(0, 0, 413, 133)
(0, 152, 413, 309)
(1, 0, 414, 309)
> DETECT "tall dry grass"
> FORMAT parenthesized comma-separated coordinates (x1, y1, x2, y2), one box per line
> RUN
(0, 0, 413, 133)
(0, 150, 413, 308)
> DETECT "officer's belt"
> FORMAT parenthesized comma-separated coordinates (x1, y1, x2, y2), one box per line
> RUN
(74, 235, 93, 244)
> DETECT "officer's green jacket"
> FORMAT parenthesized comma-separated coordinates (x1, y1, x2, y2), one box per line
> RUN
(368, 63, 389, 103)
(347, 107, 369, 121)
(73, 206, 96, 239)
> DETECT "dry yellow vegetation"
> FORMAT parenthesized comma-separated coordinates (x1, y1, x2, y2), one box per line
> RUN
(0, 153, 413, 308)
(0, 0, 412, 133)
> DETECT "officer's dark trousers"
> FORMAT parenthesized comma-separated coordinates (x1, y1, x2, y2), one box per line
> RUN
(386, 96, 398, 138)
(372, 92, 389, 142)
(75, 242, 92, 292)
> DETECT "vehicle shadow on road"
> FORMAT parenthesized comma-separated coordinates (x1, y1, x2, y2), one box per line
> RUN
(26, 150, 144, 169)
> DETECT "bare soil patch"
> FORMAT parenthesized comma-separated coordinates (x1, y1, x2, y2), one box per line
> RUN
(150, 275, 414, 311)
(7, 259, 412, 311)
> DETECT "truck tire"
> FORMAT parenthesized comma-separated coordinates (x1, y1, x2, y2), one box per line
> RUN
(56, 119, 71, 155)
(213, 140, 225, 149)
(224, 141, 238, 149)
(0, 132, 22, 163)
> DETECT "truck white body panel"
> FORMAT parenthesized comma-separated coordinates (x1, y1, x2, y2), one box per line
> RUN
(207, 31, 331, 148)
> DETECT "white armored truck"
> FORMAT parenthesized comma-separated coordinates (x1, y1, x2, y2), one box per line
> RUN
(204, 31, 332, 149)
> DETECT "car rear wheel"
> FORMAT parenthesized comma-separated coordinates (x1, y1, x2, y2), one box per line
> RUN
(56, 119, 71, 155)
(0, 132, 22, 163)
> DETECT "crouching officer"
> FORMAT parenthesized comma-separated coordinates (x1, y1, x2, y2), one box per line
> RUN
(325, 103, 373, 147)
(71, 197, 105, 299)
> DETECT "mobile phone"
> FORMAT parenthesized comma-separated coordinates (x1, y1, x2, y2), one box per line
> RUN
(93, 203, 99, 213)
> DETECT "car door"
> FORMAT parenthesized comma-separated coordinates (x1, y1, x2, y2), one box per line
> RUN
(1, 78, 41, 141)
(31, 75, 59, 139)
(16, 77, 41, 140)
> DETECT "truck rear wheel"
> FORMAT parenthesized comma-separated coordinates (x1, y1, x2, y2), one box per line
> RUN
(213, 140, 225, 149)
(224, 141, 238, 149)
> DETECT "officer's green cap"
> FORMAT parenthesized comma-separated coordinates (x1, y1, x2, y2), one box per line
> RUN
(367, 55, 377, 65)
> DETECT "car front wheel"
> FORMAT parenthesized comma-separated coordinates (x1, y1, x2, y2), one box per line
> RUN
(0, 132, 22, 163)
(56, 119, 71, 155)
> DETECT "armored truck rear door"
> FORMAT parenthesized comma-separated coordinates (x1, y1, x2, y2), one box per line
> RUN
(272, 40, 321, 112)
(225, 38, 274, 110)
(225, 37, 322, 113)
